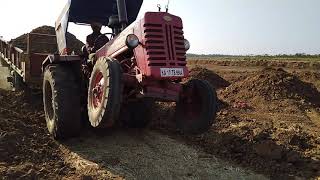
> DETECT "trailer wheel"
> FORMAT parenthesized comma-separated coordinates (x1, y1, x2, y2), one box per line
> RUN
(121, 99, 154, 128)
(12, 72, 24, 91)
(87, 57, 121, 128)
(175, 79, 217, 134)
(43, 65, 81, 139)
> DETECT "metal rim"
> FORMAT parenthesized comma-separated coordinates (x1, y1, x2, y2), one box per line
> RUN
(91, 70, 105, 109)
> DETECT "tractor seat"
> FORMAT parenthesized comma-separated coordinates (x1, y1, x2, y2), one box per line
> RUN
(108, 15, 121, 29)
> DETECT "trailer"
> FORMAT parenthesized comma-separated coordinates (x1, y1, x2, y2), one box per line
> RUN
(0, 33, 56, 89)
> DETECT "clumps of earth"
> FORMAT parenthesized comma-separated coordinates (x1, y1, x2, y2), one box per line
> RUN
(221, 68, 320, 106)
(10, 26, 84, 54)
(0, 90, 79, 179)
(180, 67, 320, 178)
(188, 66, 230, 89)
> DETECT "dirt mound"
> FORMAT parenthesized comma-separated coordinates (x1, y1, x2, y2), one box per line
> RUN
(187, 116, 320, 178)
(10, 26, 84, 54)
(0, 90, 81, 179)
(188, 67, 230, 89)
(295, 71, 320, 91)
(221, 68, 320, 106)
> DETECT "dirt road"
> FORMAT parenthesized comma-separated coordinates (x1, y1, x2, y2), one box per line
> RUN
(0, 86, 266, 179)
(63, 130, 266, 179)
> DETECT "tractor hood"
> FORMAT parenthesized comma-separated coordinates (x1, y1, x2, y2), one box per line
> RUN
(68, 0, 143, 25)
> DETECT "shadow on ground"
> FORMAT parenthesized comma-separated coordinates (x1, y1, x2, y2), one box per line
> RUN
(62, 128, 267, 180)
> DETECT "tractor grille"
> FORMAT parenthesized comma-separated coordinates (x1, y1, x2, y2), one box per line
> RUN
(144, 23, 187, 67)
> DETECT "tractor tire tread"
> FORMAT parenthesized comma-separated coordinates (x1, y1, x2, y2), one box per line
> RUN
(43, 64, 81, 139)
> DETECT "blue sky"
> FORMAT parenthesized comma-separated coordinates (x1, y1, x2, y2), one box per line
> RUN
(1, 0, 319, 55)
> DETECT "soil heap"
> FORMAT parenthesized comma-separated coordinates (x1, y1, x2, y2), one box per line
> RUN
(188, 67, 230, 89)
(221, 68, 320, 106)
(10, 26, 84, 54)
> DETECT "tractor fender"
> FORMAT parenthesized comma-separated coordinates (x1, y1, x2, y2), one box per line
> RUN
(42, 54, 82, 72)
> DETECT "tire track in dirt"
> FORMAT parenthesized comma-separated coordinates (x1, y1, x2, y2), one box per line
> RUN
(62, 130, 267, 180)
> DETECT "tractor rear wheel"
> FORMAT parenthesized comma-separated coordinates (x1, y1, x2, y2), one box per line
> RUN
(121, 99, 154, 128)
(175, 79, 217, 134)
(43, 65, 81, 139)
(87, 57, 121, 128)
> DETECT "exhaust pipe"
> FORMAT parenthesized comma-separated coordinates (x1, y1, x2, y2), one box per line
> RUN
(117, 0, 128, 29)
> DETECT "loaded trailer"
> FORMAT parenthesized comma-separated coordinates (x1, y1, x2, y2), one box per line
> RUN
(0, 33, 56, 89)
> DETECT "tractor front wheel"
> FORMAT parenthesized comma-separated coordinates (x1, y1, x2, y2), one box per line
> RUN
(43, 65, 81, 139)
(175, 79, 217, 134)
(87, 57, 121, 128)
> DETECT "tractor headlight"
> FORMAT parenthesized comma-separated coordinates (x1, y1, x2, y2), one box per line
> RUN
(184, 39, 190, 51)
(126, 34, 139, 49)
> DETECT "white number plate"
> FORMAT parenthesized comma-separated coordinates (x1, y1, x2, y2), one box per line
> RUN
(160, 68, 184, 77)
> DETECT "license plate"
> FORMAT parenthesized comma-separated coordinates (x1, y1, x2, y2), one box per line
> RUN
(160, 68, 184, 77)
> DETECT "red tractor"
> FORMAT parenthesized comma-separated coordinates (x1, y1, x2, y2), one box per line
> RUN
(42, 0, 217, 139)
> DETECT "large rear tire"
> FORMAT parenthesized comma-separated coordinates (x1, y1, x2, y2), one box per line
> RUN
(87, 57, 121, 128)
(175, 79, 217, 134)
(43, 64, 81, 139)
